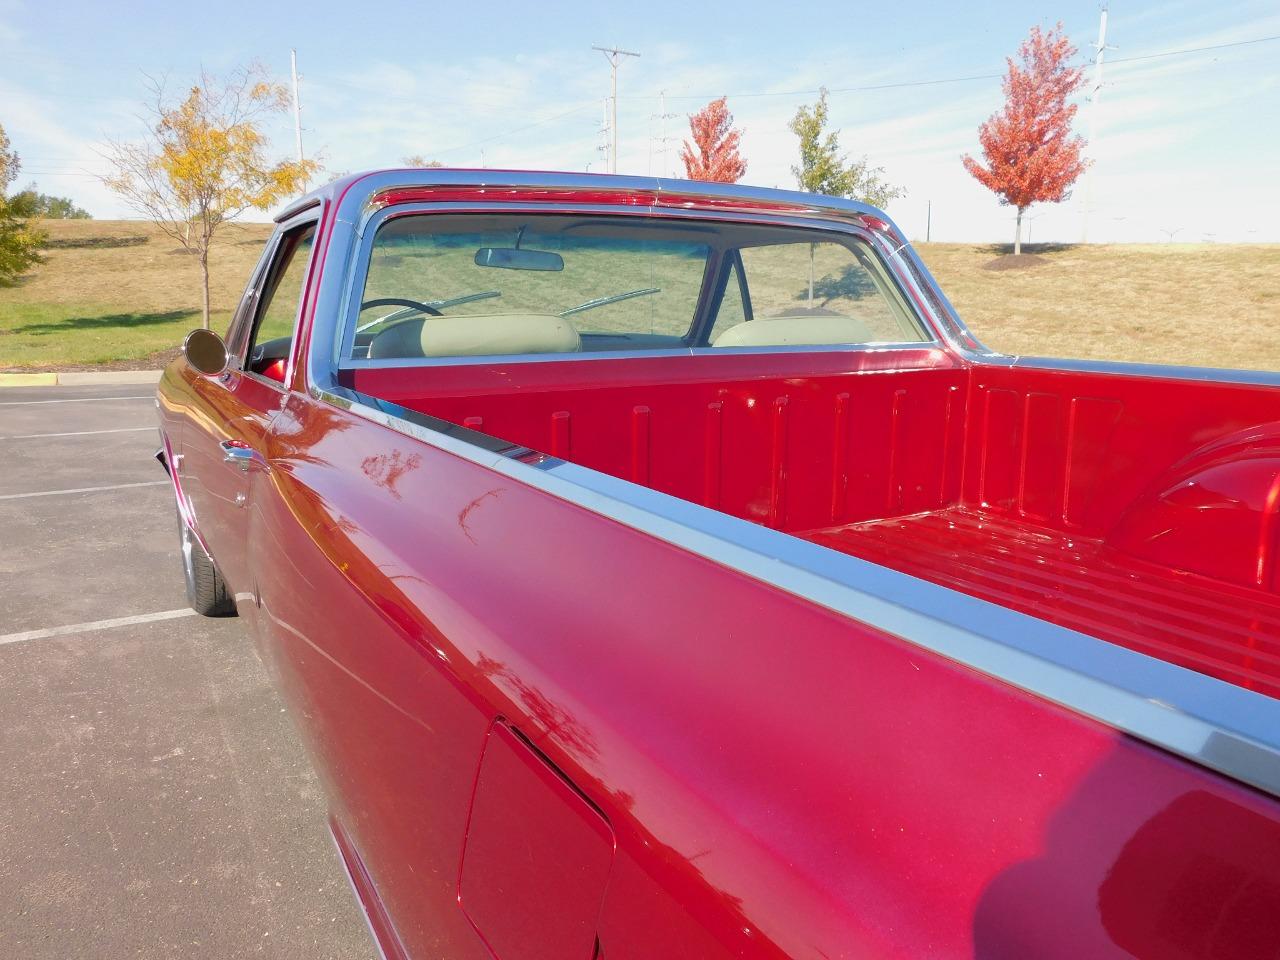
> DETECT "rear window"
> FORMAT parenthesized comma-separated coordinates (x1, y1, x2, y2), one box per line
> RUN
(347, 213, 927, 361)
(713, 241, 921, 346)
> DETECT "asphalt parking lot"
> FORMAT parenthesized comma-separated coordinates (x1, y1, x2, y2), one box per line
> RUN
(0, 382, 373, 959)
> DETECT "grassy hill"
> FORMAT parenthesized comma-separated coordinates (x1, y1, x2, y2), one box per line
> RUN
(0, 220, 273, 370)
(1, 219, 1277, 371)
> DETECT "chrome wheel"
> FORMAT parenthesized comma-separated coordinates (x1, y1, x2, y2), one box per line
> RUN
(174, 503, 236, 617)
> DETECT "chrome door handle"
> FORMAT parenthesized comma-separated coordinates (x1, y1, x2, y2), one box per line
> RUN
(219, 440, 267, 472)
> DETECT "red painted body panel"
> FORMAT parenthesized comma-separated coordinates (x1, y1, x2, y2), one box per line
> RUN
(174, 366, 285, 614)
(349, 348, 965, 531)
(460, 722, 613, 960)
(1110, 422, 1280, 590)
(962, 366, 1280, 541)
(157, 177, 1280, 959)
(805, 508, 1280, 697)
(364, 354, 1280, 696)
(245, 387, 1280, 959)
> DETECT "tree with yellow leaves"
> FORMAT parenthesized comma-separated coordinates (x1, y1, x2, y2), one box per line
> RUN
(103, 63, 318, 328)
(0, 122, 46, 286)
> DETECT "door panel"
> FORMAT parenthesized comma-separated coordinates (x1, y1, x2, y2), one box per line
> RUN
(181, 372, 282, 599)
(252, 393, 494, 959)
(181, 220, 316, 600)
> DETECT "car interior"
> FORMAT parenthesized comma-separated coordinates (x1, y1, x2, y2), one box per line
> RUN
(345, 214, 929, 361)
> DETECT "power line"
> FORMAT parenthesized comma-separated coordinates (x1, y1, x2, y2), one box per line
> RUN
(431, 102, 596, 159)
(617, 32, 1280, 103)
(1108, 32, 1280, 65)
(623, 71, 1003, 102)
(18, 170, 100, 178)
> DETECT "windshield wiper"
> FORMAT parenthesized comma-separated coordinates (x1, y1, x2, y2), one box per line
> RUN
(560, 288, 660, 317)
(356, 290, 501, 332)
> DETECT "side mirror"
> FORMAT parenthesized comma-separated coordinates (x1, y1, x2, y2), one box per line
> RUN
(183, 328, 229, 377)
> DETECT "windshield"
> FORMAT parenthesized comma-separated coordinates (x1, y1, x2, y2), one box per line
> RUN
(349, 213, 928, 361)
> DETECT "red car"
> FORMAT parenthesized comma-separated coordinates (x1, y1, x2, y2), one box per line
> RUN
(158, 170, 1280, 960)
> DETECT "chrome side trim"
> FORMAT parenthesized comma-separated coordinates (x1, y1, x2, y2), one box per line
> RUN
(340, 341, 945, 370)
(975, 353, 1280, 388)
(327, 826, 395, 960)
(319, 384, 1280, 800)
(157, 428, 215, 558)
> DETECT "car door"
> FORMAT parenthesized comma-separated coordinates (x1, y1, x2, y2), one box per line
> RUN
(180, 215, 317, 608)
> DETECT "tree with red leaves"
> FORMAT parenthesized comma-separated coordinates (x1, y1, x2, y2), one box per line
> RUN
(680, 97, 747, 183)
(963, 24, 1088, 253)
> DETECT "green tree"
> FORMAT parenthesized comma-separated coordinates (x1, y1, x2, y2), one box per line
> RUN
(788, 88, 903, 208)
(102, 63, 319, 328)
(0, 124, 46, 286)
(17, 189, 92, 219)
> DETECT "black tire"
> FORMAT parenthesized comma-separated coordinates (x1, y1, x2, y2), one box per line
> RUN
(178, 508, 237, 617)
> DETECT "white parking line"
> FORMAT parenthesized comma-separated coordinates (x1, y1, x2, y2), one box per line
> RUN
(0, 427, 155, 440)
(0, 480, 169, 501)
(0, 395, 153, 406)
(0, 608, 198, 647)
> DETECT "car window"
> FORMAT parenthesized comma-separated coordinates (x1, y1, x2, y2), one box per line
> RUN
(246, 224, 315, 379)
(347, 214, 928, 361)
(353, 216, 710, 360)
(708, 256, 750, 344)
(715, 241, 927, 347)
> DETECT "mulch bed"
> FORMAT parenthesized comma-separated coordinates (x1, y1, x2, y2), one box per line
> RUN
(983, 253, 1049, 271)
(2, 345, 180, 374)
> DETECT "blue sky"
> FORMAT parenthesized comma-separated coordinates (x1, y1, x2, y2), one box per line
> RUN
(2, 0, 1277, 241)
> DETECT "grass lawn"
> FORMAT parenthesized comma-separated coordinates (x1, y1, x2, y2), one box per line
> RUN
(917, 242, 1280, 370)
(1, 218, 1277, 372)
(0, 302, 221, 368)
(0, 220, 269, 370)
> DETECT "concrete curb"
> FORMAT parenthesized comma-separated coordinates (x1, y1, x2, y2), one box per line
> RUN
(0, 370, 163, 387)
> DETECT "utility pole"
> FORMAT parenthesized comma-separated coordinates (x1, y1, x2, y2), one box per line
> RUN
(1080, 6, 1111, 243)
(290, 49, 304, 163)
(596, 98, 610, 171)
(650, 90, 678, 178)
(592, 45, 640, 173)
(1026, 209, 1043, 246)
(926, 199, 932, 242)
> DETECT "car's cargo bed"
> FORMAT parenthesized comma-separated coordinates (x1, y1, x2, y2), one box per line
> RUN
(800, 508, 1280, 699)
(360, 352, 1280, 702)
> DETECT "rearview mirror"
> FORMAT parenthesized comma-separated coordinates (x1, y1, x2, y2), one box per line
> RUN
(183, 328, 229, 377)
(474, 247, 564, 271)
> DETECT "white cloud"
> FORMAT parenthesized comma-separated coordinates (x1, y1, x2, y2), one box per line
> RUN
(2, 6, 1275, 242)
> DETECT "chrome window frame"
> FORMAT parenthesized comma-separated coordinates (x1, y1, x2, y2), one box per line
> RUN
(224, 230, 282, 364)
(299, 171, 1280, 799)
(331, 201, 941, 370)
(238, 209, 323, 393)
(228, 204, 324, 365)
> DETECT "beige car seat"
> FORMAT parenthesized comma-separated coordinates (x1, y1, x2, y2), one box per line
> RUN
(712, 312, 874, 348)
(368, 314, 582, 359)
